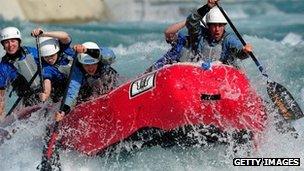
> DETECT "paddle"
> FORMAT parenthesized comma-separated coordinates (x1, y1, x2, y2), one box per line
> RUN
(35, 35, 45, 93)
(39, 51, 77, 171)
(215, 3, 304, 121)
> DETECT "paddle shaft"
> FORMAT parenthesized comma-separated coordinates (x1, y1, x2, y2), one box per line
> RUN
(216, 3, 268, 78)
(36, 36, 45, 92)
(45, 122, 59, 159)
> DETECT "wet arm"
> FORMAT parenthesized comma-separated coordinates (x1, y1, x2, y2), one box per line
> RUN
(32, 28, 71, 44)
(164, 20, 186, 35)
(164, 20, 186, 43)
(39, 79, 51, 102)
(42, 30, 71, 44)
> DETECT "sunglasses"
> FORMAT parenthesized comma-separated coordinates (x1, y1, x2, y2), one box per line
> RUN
(86, 49, 101, 59)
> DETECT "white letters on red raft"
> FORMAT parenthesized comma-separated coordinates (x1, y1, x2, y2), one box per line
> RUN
(130, 72, 156, 98)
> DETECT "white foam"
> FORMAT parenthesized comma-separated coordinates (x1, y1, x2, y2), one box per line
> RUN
(281, 32, 303, 46)
(301, 87, 304, 104)
(292, 117, 304, 136)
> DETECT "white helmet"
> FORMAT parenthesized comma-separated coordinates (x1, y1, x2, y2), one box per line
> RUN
(0, 27, 22, 42)
(77, 42, 101, 65)
(206, 7, 227, 24)
(39, 37, 60, 57)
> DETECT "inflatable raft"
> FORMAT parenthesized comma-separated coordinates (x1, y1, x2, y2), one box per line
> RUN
(59, 64, 267, 155)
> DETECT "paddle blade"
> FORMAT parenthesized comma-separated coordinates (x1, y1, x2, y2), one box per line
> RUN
(39, 160, 52, 171)
(267, 81, 304, 120)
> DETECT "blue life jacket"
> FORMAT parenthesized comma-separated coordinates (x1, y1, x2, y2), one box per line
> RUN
(0, 46, 39, 97)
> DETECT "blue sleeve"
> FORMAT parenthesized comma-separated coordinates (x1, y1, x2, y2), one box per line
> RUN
(59, 40, 76, 57)
(63, 65, 84, 108)
(0, 63, 18, 88)
(153, 33, 187, 69)
(59, 40, 71, 51)
(222, 33, 248, 60)
(42, 67, 53, 80)
(226, 34, 243, 50)
(42, 65, 65, 81)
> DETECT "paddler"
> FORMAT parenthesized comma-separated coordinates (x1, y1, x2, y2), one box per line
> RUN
(54, 42, 118, 121)
(0, 27, 40, 120)
(186, 0, 253, 68)
(31, 28, 75, 103)
(150, 0, 253, 71)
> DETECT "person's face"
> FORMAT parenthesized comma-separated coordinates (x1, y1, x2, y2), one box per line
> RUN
(2, 38, 20, 55)
(43, 53, 58, 65)
(82, 63, 98, 76)
(208, 23, 226, 41)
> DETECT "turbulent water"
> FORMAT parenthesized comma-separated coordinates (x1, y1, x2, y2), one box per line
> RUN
(0, 0, 303, 170)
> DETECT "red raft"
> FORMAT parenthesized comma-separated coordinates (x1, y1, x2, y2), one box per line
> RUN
(59, 64, 266, 155)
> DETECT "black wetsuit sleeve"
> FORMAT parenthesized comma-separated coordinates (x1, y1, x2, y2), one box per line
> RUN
(186, 4, 211, 51)
(61, 104, 71, 114)
(197, 4, 211, 17)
